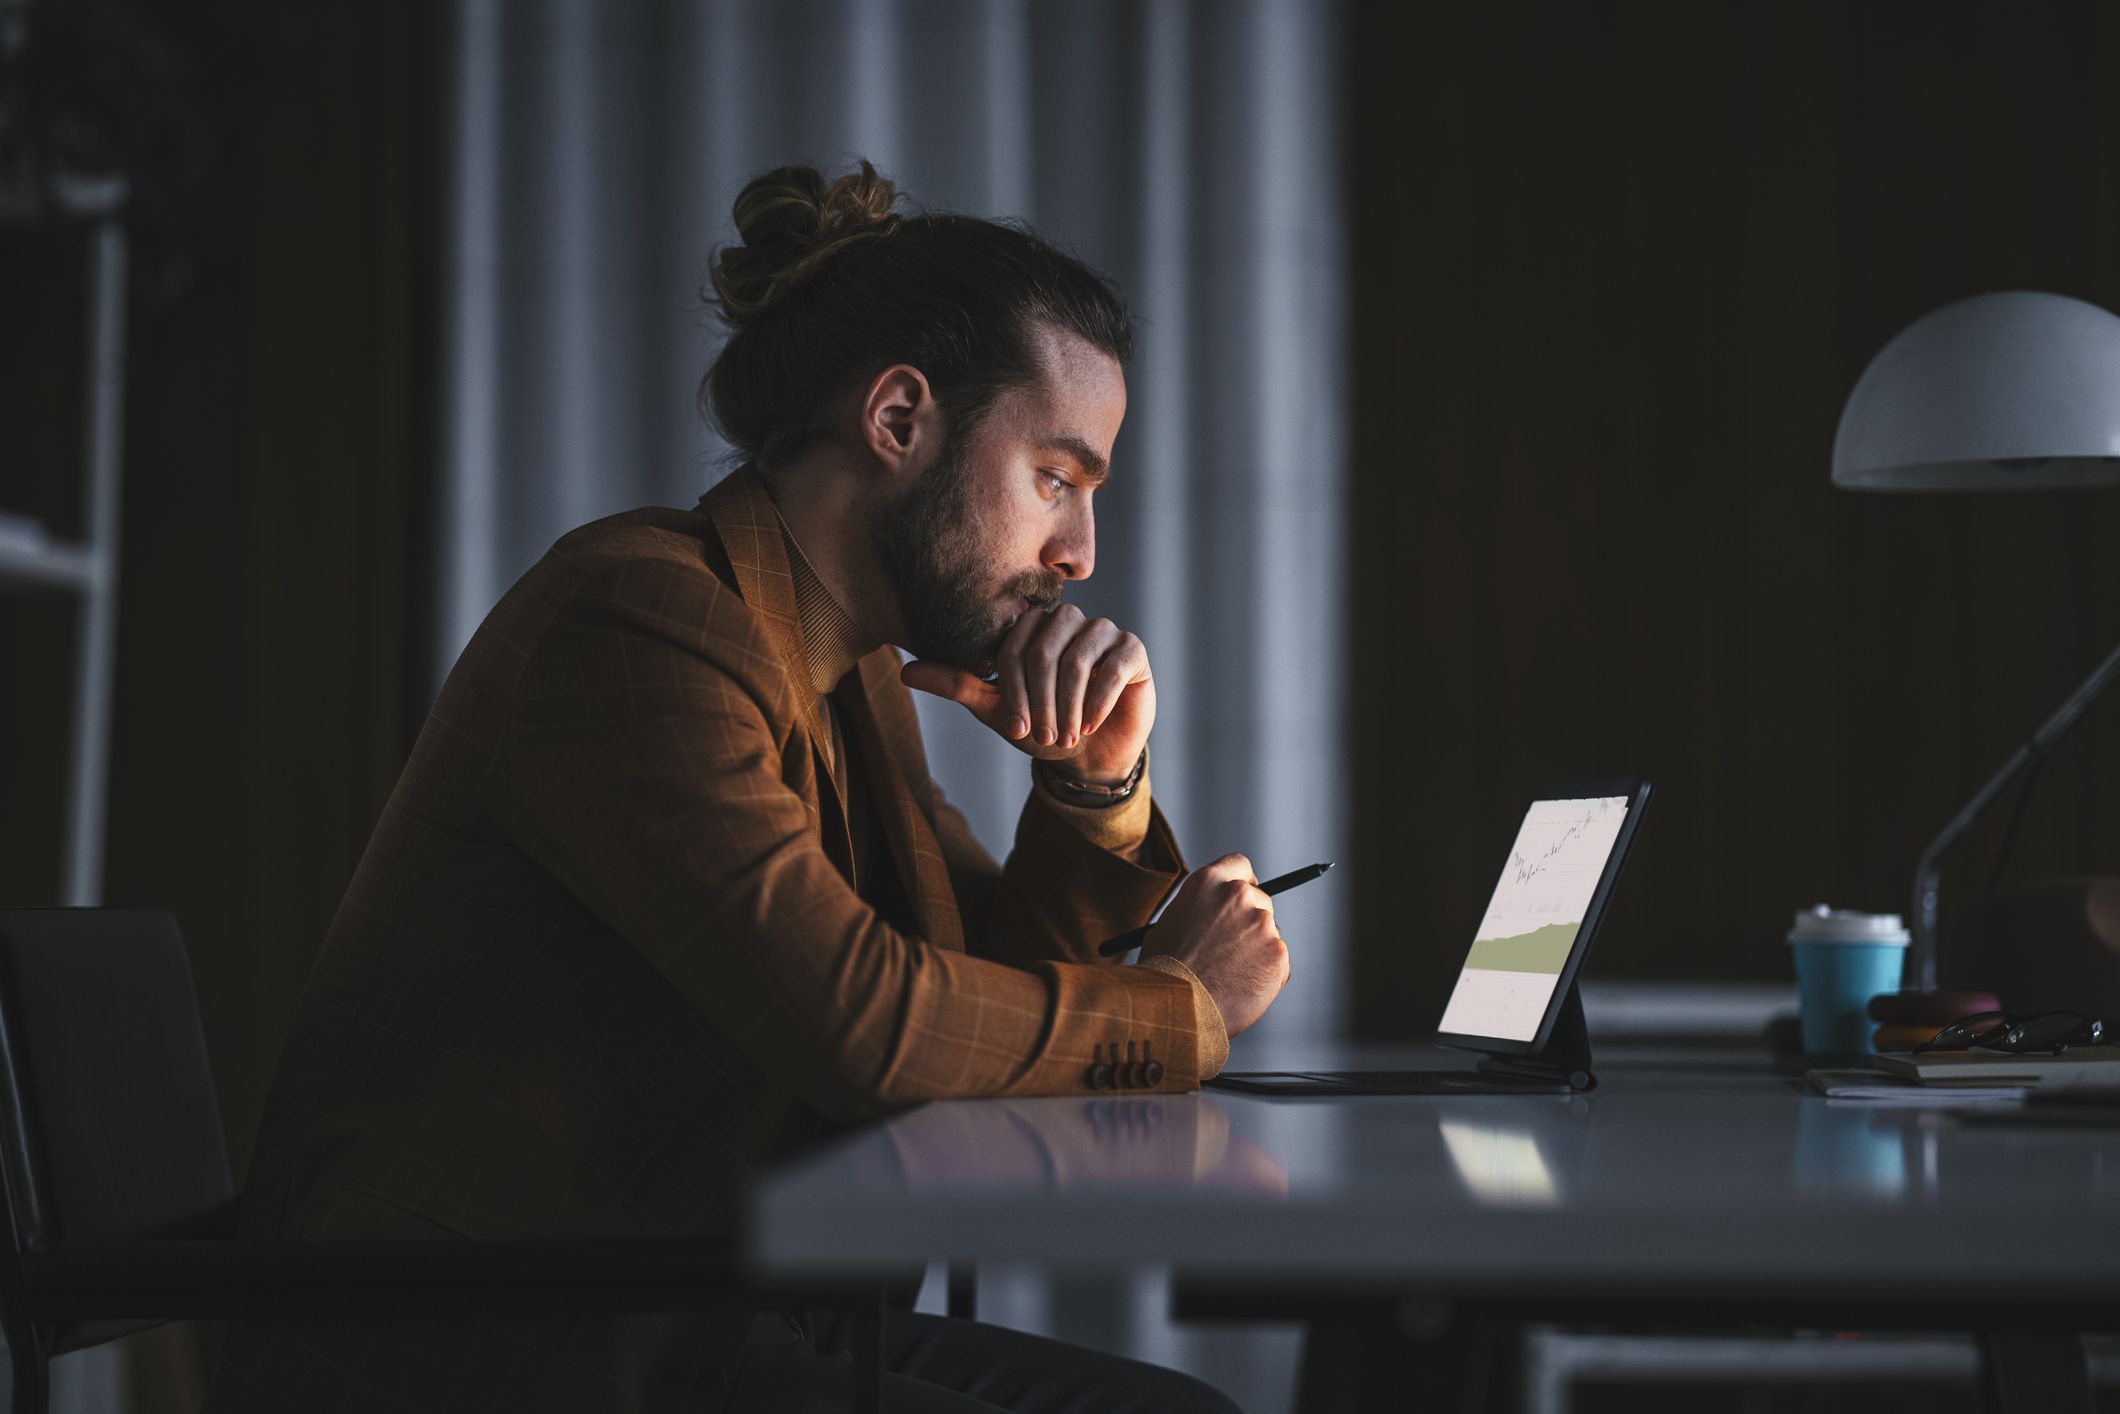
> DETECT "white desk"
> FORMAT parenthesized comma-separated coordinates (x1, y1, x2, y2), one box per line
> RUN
(750, 1044, 2117, 1287)
(747, 1043, 2120, 1410)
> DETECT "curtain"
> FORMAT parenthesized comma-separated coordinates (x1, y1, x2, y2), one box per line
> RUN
(439, 3, 1345, 1406)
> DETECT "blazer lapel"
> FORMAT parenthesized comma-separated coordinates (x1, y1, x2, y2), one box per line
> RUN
(696, 466, 961, 950)
(841, 650, 965, 954)
(696, 467, 851, 868)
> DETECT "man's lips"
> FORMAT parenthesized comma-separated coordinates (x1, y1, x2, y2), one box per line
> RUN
(1014, 585, 1062, 614)
(1002, 584, 1062, 626)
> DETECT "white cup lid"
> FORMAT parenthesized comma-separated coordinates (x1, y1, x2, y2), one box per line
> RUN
(1788, 904, 1910, 944)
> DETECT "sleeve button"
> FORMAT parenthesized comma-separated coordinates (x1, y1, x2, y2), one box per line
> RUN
(1084, 1043, 1115, 1090)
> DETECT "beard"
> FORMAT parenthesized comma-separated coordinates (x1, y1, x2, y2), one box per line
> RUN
(871, 430, 1062, 677)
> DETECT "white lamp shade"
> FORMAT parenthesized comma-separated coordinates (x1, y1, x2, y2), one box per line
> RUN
(1832, 291, 2120, 492)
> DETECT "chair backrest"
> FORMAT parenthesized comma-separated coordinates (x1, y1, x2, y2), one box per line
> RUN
(0, 909, 236, 1256)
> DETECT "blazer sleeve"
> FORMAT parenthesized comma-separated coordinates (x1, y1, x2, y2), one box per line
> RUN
(494, 556, 1209, 1119)
(895, 675, 1186, 971)
(959, 787, 1186, 971)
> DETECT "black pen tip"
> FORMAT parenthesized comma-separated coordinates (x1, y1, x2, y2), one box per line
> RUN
(1319, 861, 1336, 872)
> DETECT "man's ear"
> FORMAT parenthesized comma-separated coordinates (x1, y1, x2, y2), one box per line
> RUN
(860, 364, 938, 477)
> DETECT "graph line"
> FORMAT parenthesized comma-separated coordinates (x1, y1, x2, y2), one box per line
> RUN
(1508, 800, 1612, 886)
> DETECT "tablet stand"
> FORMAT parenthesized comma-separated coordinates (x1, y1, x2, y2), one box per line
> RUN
(1473, 983, 1596, 1092)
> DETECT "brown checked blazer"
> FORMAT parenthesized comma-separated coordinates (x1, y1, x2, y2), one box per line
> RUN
(205, 467, 1208, 1414)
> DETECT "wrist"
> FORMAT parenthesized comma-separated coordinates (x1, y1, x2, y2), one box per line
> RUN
(1037, 746, 1147, 807)
(1062, 736, 1148, 788)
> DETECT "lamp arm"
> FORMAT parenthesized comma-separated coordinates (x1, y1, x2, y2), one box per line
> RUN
(1908, 636, 2120, 992)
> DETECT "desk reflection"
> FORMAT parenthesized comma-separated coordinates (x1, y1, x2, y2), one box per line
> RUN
(811, 1064, 2120, 1220)
(755, 1062, 2120, 1284)
(880, 1094, 1289, 1197)
(1794, 1102, 1909, 1199)
(1438, 1115, 1564, 1206)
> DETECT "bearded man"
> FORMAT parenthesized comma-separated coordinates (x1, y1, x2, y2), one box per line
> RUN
(206, 162, 1290, 1414)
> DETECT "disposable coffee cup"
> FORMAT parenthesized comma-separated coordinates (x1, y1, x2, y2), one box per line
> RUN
(1787, 906, 1910, 1054)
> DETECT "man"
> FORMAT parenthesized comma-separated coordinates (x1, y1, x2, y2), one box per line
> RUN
(207, 162, 1289, 1413)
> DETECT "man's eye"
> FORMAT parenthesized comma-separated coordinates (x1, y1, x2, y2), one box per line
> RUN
(1039, 470, 1071, 496)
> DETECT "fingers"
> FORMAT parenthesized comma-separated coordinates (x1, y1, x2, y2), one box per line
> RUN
(1198, 853, 1288, 988)
(1077, 627, 1147, 739)
(1208, 852, 1277, 929)
(991, 604, 1048, 742)
(899, 660, 1003, 729)
(1020, 605, 1084, 748)
(1186, 854, 1269, 915)
(1054, 617, 1123, 747)
(990, 606, 1153, 750)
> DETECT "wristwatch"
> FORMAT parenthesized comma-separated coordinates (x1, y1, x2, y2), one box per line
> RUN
(1036, 747, 1147, 809)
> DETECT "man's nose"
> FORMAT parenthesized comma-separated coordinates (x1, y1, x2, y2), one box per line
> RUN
(1046, 511, 1095, 581)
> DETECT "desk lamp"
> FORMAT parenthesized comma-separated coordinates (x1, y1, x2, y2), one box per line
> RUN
(1832, 290, 2120, 993)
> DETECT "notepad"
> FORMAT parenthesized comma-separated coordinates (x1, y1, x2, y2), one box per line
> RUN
(1806, 1068, 2029, 1104)
(1869, 1048, 2120, 1084)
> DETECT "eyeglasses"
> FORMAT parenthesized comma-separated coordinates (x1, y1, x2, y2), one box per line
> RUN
(1911, 1010, 2106, 1056)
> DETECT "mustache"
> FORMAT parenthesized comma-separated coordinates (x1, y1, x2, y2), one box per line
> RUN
(1007, 574, 1065, 612)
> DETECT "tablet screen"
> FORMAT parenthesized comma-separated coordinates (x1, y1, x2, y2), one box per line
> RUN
(1436, 795, 1631, 1043)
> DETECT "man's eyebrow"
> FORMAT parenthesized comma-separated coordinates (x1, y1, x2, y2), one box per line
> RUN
(1036, 434, 1109, 484)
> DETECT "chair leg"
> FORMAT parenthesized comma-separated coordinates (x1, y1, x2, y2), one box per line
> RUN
(1, 1308, 50, 1414)
(852, 1286, 885, 1414)
(946, 1263, 976, 1321)
(1977, 1331, 2090, 1414)
(1294, 1301, 1520, 1414)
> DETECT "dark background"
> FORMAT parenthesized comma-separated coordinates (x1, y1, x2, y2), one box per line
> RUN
(1348, 0, 2120, 1035)
(6, 2, 2120, 1410)
(2, 0, 433, 1186)
(2, 7, 432, 1396)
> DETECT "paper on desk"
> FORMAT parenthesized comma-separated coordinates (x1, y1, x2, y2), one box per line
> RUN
(1806, 1068, 2029, 1105)
(2025, 1067, 2120, 1105)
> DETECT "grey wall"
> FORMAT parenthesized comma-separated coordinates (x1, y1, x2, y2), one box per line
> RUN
(438, 0, 1350, 1045)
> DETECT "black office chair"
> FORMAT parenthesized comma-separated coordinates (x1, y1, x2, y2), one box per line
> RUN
(0, 908, 888, 1414)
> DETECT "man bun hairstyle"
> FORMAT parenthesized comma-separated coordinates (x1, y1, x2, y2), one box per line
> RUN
(709, 164, 904, 327)
(703, 159, 1133, 471)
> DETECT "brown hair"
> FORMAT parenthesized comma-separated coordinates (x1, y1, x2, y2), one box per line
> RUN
(702, 160, 1132, 470)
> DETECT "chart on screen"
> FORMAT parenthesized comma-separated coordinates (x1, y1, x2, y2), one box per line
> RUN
(1438, 796, 1629, 1041)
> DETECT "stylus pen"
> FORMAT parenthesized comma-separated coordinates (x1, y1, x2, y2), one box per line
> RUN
(1095, 861, 1336, 957)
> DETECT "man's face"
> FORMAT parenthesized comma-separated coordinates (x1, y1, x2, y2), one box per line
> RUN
(872, 328, 1125, 674)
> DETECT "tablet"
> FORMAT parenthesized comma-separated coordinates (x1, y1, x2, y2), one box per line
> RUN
(1208, 776, 1651, 1096)
(1434, 777, 1650, 1058)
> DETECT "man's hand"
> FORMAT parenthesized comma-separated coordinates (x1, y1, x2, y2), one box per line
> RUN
(900, 603, 1156, 784)
(1138, 854, 1289, 1037)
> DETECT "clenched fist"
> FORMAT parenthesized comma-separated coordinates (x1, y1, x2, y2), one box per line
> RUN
(1138, 854, 1290, 1037)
